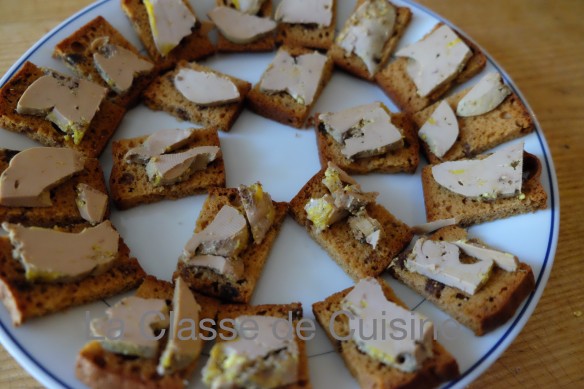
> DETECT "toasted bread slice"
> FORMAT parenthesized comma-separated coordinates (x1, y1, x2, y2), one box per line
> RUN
(214, 302, 311, 388)
(0, 149, 109, 227)
(413, 89, 534, 163)
(174, 187, 287, 303)
(109, 127, 225, 210)
(0, 224, 145, 326)
(275, 0, 337, 50)
(313, 278, 460, 388)
(120, 0, 214, 71)
(289, 168, 413, 281)
(375, 23, 487, 113)
(142, 61, 250, 132)
(387, 226, 536, 335)
(75, 276, 220, 389)
(314, 111, 420, 174)
(0, 62, 125, 158)
(330, 0, 411, 81)
(421, 151, 548, 226)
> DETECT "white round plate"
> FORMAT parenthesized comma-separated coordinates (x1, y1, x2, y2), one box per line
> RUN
(0, 1, 559, 388)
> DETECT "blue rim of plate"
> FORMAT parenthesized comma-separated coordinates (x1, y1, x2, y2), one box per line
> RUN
(0, 0, 560, 388)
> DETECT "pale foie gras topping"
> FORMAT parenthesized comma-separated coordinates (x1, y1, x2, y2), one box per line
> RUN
(453, 240, 519, 272)
(456, 72, 512, 117)
(2, 221, 119, 283)
(157, 277, 202, 375)
(227, 0, 265, 15)
(331, 184, 378, 214)
(174, 67, 240, 106)
(321, 102, 403, 160)
(342, 277, 433, 372)
(184, 254, 244, 280)
(92, 38, 154, 94)
(145, 145, 221, 186)
(406, 238, 493, 295)
(208, 6, 277, 44)
(238, 182, 275, 244)
(411, 218, 457, 235)
(16, 72, 107, 144)
(396, 25, 472, 97)
(203, 315, 299, 387)
(431, 142, 524, 200)
(183, 205, 249, 258)
(144, 0, 197, 57)
(336, 0, 396, 76)
(322, 161, 358, 193)
(418, 100, 459, 158)
(76, 183, 108, 225)
(304, 194, 348, 233)
(259, 49, 328, 105)
(91, 296, 169, 358)
(275, 0, 333, 27)
(0, 147, 85, 207)
(124, 128, 195, 163)
(348, 213, 382, 249)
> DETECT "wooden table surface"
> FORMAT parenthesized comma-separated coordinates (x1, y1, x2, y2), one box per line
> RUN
(0, 0, 582, 388)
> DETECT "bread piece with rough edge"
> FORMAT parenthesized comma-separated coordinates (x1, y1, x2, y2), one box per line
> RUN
(215, 0, 276, 53)
(375, 23, 487, 113)
(0, 224, 145, 326)
(215, 302, 311, 388)
(173, 187, 288, 303)
(275, 0, 337, 50)
(121, 0, 215, 71)
(289, 168, 413, 281)
(75, 276, 220, 389)
(329, 0, 411, 81)
(0, 62, 126, 158)
(313, 278, 459, 388)
(142, 61, 250, 132)
(247, 46, 334, 128)
(314, 111, 420, 174)
(421, 151, 547, 226)
(412, 90, 534, 164)
(53, 16, 156, 109)
(0, 149, 110, 227)
(109, 127, 225, 210)
(387, 226, 536, 335)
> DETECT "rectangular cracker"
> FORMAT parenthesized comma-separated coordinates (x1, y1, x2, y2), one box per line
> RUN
(413, 89, 534, 163)
(329, 1, 412, 80)
(275, 0, 337, 50)
(422, 152, 548, 226)
(388, 226, 536, 335)
(109, 127, 226, 210)
(121, 0, 215, 71)
(0, 148, 109, 227)
(375, 23, 487, 113)
(312, 278, 460, 388)
(53, 15, 156, 109)
(314, 111, 420, 174)
(75, 276, 220, 389)
(142, 61, 251, 132)
(174, 187, 288, 303)
(0, 226, 145, 326)
(246, 46, 334, 128)
(0, 61, 126, 158)
(215, 302, 311, 388)
(289, 168, 413, 281)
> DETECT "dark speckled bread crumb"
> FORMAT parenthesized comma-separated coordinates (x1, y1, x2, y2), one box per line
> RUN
(109, 128, 226, 210)
(0, 61, 126, 158)
(0, 148, 109, 227)
(312, 278, 460, 388)
(387, 226, 536, 335)
(421, 152, 547, 226)
(314, 111, 420, 174)
(174, 187, 288, 303)
(275, 0, 337, 50)
(289, 168, 413, 281)
(375, 23, 487, 113)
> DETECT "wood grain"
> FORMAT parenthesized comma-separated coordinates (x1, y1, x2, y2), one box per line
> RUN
(0, 0, 583, 388)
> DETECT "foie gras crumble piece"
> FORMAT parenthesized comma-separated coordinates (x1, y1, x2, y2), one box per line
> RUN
(76, 183, 108, 225)
(238, 182, 275, 244)
(348, 213, 382, 249)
